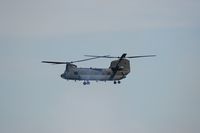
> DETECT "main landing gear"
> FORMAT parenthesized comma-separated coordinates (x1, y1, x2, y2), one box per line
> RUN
(114, 80, 121, 84)
(83, 80, 90, 85)
(83, 80, 121, 85)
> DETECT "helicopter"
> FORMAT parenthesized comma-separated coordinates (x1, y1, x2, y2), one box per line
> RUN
(42, 53, 156, 85)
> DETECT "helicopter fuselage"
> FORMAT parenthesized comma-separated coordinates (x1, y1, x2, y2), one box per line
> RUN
(61, 67, 128, 81)
(60, 58, 130, 84)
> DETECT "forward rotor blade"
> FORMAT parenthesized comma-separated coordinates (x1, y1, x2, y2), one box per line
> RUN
(42, 57, 102, 65)
(127, 55, 156, 58)
(41, 61, 68, 64)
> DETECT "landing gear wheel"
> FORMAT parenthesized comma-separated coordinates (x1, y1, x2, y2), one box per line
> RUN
(114, 81, 117, 84)
(87, 81, 90, 85)
(83, 81, 90, 85)
(83, 82, 87, 85)
(118, 81, 121, 84)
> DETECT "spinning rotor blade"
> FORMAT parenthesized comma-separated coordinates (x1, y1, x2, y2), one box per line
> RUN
(71, 57, 102, 63)
(42, 57, 101, 65)
(84, 55, 110, 58)
(41, 61, 68, 64)
(85, 55, 123, 58)
(126, 55, 156, 58)
(85, 54, 156, 59)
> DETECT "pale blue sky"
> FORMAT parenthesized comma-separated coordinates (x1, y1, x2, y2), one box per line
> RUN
(0, 0, 200, 133)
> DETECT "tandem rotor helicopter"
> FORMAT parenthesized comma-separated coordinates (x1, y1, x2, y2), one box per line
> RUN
(42, 53, 156, 85)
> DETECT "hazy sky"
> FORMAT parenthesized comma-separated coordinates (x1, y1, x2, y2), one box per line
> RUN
(0, 0, 200, 133)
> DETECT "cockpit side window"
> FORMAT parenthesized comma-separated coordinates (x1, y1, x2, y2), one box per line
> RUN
(74, 71, 78, 75)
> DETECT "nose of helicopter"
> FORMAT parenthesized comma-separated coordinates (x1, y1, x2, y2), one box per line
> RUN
(61, 73, 65, 79)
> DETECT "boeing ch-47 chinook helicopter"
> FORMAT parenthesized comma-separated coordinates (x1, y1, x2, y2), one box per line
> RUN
(42, 53, 155, 85)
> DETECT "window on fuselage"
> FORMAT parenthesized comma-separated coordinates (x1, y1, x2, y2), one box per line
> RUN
(107, 72, 111, 75)
(74, 71, 78, 75)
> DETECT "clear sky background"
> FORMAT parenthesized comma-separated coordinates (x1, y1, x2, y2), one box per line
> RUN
(0, 0, 200, 133)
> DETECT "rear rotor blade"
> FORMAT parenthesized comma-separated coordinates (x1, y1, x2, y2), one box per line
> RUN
(84, 55, 110, 58)
(71, 57, 103, 63)
(85, 55, 124, 59)
(85, 54, 156, 59)
(127, 55, 156, 58)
